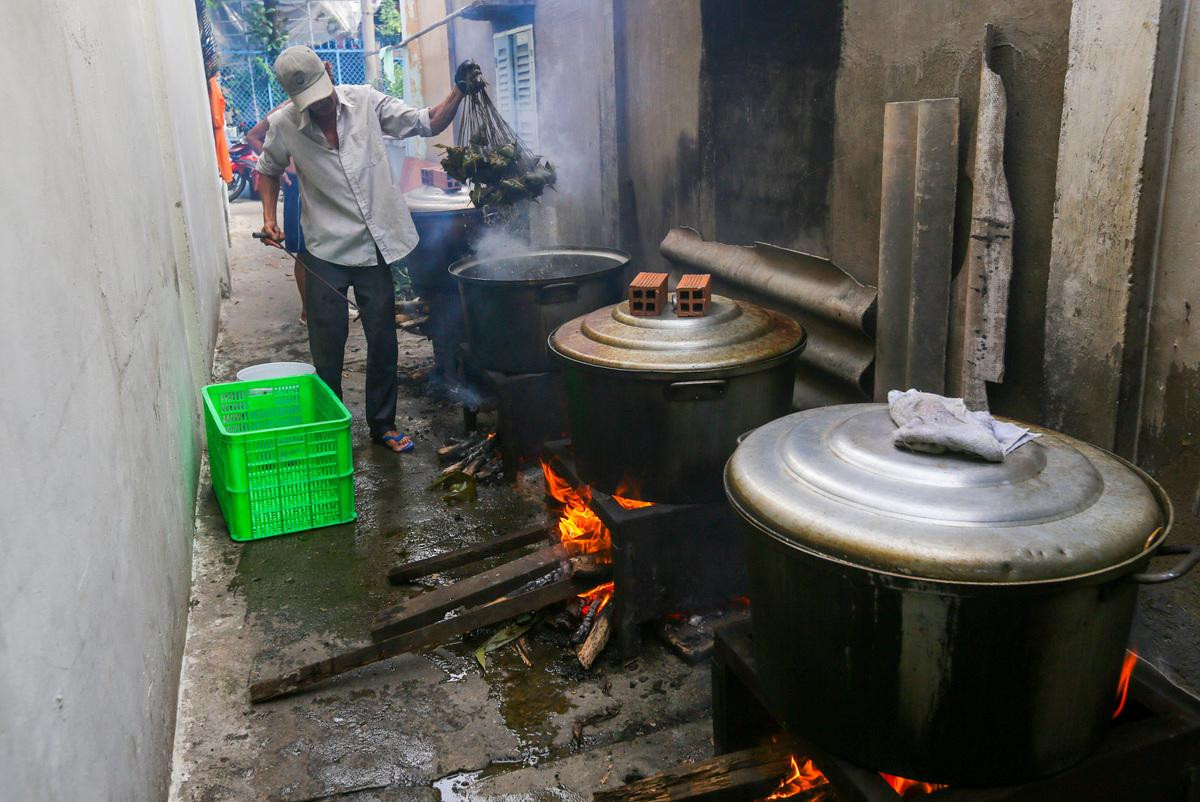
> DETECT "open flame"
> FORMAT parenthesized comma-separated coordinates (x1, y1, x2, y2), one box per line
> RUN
(880, 773, 948, 796)
(540, 460, 654, 559)
(579, 580, 615, 615)
(541, 459, 612, 558)
(763, 756, 829, 800)
(541, 460, 653, 618)
(759, 757, 945, 800)
(755, 650, 1142, 800)
(1113, 649, 1138, 719)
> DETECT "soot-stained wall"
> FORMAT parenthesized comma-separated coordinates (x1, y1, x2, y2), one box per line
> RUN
(699, 0, 842, 255)
(612, 0, 841, 274)
(614, 0, 705, 274)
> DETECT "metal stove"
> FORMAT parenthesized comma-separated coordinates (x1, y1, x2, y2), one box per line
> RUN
(458, 346, 570, 479)
(542, 440, 748, 657)
(712, 617, 1200, 801)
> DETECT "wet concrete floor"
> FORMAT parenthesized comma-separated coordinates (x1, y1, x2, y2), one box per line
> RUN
(169, 202, 713, 801)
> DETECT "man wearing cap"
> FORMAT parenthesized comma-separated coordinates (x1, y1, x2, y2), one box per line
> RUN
(256, 45, 481, 453)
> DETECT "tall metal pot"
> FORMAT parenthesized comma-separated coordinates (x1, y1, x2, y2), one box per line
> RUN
(725, 404, 1198, 786)
(404, 185, 482, 382)
(450, 248, 628, 374)
(551, 294, 805, 503)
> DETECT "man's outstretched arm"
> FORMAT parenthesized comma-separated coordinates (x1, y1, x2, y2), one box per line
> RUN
(427, 87, 465, 135)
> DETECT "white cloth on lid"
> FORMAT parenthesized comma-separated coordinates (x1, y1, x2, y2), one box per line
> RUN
(887, 389, 1038, 462)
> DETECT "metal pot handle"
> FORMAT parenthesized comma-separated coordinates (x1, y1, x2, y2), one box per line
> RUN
(665, 379, 728, 401)
(538, 282, 579, 304)
(1130, 544, 1200, 584)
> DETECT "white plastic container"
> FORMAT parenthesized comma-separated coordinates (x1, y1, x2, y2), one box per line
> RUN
(236, 362, 317, 382)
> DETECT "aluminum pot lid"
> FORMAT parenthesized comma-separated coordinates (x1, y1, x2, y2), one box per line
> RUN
(725, 404, 1167, 583)
(550, 294, 805, 372)
(405, 184, 475, 213)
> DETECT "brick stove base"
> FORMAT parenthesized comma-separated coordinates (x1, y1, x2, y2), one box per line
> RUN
(543, 440, 747, 658)
(713, 617, 1200, 801)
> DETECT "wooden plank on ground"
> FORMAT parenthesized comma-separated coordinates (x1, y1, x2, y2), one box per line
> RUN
(592, 739, 804, 802)
(250, 576, 585, 704)
(371, 543, 569, 642)
(387, 524, 550, 585)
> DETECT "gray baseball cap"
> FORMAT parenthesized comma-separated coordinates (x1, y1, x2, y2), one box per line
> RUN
(273, 46, 334, 111)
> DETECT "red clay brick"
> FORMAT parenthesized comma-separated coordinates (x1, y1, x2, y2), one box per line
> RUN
(675, 273, 712, 317)
(420, 168, 462, 191)
(629, 272, 668, 317)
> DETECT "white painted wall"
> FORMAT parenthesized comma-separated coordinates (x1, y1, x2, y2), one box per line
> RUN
(0, 0, 228, 798)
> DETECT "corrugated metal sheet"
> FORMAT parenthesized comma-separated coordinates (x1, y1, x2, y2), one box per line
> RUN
(659, 227, 877, 410)
(874, 97, 960, 400)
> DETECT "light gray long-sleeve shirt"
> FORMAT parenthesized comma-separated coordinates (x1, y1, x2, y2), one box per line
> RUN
(256, 85, 432, 266)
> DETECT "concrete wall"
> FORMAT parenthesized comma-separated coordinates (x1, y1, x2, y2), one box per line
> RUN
(1128, 0, 1200, 691)
(699, 0, 841, 255)
(1042, 0, 1178, 447)
(0, 0, 228, 797)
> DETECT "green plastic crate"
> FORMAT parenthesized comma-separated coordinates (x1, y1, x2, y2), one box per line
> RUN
(202, 374, 356, 541)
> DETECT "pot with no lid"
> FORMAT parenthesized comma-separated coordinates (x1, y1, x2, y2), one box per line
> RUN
(451, 248, 629, 374)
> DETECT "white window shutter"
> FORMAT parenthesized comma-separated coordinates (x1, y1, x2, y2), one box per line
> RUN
(512, 27, 539, 153)
(493, 25, 539, 153)
(493, 34, 515, 132)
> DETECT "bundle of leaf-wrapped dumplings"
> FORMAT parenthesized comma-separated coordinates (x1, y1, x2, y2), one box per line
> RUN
(437, 79, 556, 209)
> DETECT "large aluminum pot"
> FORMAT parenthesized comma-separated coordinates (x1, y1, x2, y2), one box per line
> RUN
(725, 404, 1197, 786)
(550, 294, 805, 503)
(404, 185, 482, 382)
(450, 248, 628, 374)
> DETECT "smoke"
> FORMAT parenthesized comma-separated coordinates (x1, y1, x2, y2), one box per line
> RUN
(469, 225, 531, 262)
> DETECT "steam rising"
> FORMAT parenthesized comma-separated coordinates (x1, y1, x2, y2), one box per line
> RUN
(469, 225, 531, 262)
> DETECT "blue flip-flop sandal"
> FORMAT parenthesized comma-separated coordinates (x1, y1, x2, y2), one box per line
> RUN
(375, 433, 414, 453)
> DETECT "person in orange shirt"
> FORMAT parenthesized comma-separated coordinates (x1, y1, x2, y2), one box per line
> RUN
(208, 73, 233, 184)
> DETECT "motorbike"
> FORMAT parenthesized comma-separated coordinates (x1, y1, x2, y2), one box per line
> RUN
(228, 137, 258, 201)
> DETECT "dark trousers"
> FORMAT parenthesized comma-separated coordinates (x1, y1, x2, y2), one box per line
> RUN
(303, 252, 397, 440)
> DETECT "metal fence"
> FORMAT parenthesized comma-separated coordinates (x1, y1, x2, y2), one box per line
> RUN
(220, 47, 382, 130)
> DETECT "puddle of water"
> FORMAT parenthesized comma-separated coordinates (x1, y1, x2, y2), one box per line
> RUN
(434, 767, 586, 802)
(470, 632, 575, 764)
(433, 769, 484, 802)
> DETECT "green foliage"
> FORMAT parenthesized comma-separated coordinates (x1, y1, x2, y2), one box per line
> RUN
(391, 259, 415, 300)
(383, 62, 405, 98)
(246, 0, 287, 57)
(376, 1, 404, 42)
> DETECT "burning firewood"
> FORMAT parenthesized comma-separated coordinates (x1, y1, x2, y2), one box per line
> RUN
(436, 439, 472, 461)
(440, 433, 497, 477)
(591, 740, 801, 802)
(473, 456, 502, 482)
(397, 315, 430, 332)
(568, 554, 610, 581)
(437, 431, 491, 463)
(575, 605, 612, 670)
(572, 603, 601, 645)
